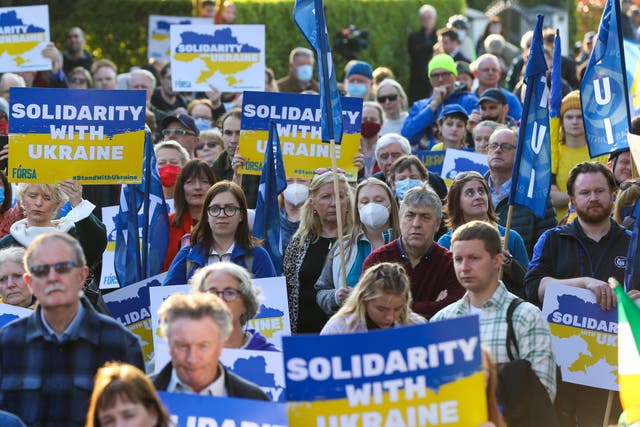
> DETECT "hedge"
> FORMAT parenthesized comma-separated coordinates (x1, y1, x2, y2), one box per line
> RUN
(22, 0, 463, 91)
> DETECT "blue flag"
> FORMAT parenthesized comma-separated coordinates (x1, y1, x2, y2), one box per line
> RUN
(293, 0, 343, 143)
(115, 131, 170, 286)
(625, 198, 640, 292)
(581, 0, 631, 157)
(550, 30, 562, 176)
(509, 15, 551, 219)
(253, 121, 287, 275)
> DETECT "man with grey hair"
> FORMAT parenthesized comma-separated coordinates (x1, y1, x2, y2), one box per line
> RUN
(152, 292, 269, 399)
(277, 47, 319, 93)
(372, 133, 447, 200)
(407, 4, 438, 104)
(362, 183, 464, 318)
(485, 126, 557, 256)
(0, 232, 143, 426)
(0, 73, 25, 103)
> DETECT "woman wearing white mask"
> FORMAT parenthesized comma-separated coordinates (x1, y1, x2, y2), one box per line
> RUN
(315, 177, 400, 315)
(279, 178, 310, 255)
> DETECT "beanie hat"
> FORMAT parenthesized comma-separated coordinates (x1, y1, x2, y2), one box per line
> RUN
(346, 61, 373, 79)
(561, 90, 581, 118)
(428, 54, 458, 78)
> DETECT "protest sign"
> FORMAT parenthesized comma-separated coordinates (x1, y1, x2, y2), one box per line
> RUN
(0, 303, 31, 328)
(0, 6, 51, 73)
(441, 148, 488, 186)
(413, 150, 444, 176)
(148, 15, 211, 62)
(170, 24, 265, 92)
(8, 88, 146, 184)
(238, 91, 362, 180)
(542, 283, 618, 391)
(100, 201, 174, 289)
(150, 277, 290, 372)
(102, 273, 165, 368)
(159, 392, 287, 426)
(283, 316, 486, 426)
(220, 349, 286, 402)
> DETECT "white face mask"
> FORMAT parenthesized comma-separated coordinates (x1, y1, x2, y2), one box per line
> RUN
(283, 183, 309, 206)
(359, 202, 390, 230)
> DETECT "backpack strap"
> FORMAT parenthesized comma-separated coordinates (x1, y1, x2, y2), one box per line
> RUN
(506, 298, 525, 361)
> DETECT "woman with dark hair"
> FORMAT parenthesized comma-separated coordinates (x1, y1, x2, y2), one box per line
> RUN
(164, 180, 275, 285)
(162, 159, 216, 271)
(438, 171, 528, 297)
(86, 362, 172, 427)
(0, 171, 23, 238)
(320, 262, 425, 334)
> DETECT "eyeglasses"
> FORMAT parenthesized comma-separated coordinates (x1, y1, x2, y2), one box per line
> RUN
(207, 205, 240, 217)
(454, 170, 484, 181)
(377, 94, 398, 103)
(69, 77, 87, 84)
(223, 129, 241, 137)
(314, 167, 345, 175)
(430, 71, 453, 80)
(619, 180, 640, 191)
(487, 142, 516, 152)
(29, 261, 78, 278)
(196, 141, 219, 151)
(162, 128, 195, 137)
(205, 287, 241, 302)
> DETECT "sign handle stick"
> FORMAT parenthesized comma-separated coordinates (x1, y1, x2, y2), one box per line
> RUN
(602, 390, 613, 427)
(330, 138, 347, 288)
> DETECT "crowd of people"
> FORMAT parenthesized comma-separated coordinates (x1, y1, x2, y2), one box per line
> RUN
(0, 0, 639, 426)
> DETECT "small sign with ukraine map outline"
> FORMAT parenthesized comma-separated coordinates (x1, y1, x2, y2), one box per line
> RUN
(170, 24, 264, 92)
(0, 5, 50, 73)
(283, 316, 487, 427)
(542, 283, 618, 391)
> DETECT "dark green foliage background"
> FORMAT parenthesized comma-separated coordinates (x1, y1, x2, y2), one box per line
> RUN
(10, 0, 464, 89)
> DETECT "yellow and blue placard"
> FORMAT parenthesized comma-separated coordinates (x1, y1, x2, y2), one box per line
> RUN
(158, 392, 287, 426)
(8, 88, 146, 184)
(238, 91, 362, 181)
(283, 316, 487, 427)
(0, 5, 51, 73)
(542, 283, 619, 391)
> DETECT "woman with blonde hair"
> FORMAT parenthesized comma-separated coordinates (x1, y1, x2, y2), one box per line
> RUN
(321, 262, 425, 334)
(283, 170, 354, 334)
(316, 177, 400, 314)
(376, 79, 408, 136)
(86, 362, 172, 427)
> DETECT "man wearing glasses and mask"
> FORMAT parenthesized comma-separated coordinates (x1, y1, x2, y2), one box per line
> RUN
(0, 232, 143, 427)
(161, 114, 200, 158)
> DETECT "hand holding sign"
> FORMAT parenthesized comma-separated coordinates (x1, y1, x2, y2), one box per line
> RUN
(59, 179, 83, 206)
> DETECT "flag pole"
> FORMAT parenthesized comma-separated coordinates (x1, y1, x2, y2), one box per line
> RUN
(330, 138, 347, 288)
(602, 390, 613, 427)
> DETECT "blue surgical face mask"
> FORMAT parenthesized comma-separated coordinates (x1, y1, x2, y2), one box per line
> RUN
(347, 82, 368, 97)
(296, 64, 313, 82)
(194, 117, 212, 131)
(0, 187, 4, 205)
(395, 178, 422, 200)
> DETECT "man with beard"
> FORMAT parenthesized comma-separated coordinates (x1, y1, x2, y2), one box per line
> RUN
(485, 127, 556, 256)
(525, 161, 630, 426)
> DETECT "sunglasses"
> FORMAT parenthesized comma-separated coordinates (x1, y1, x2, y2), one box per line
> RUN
(162, 128, 195, 137)
(205, 287, 240, 302)
(314, 167, 345, 175)
(196, 141, 219, 151)
(377, 94, 398, 103)
(29, 261, 78, 278)
(619, 180, 640, 191)
(453, 170, 484, 181)
(69, 77, 87, 84)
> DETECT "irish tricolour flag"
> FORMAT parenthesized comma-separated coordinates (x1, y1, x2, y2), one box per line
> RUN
(612, 279, 640, 422)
